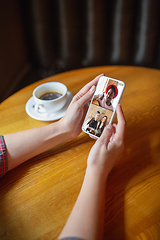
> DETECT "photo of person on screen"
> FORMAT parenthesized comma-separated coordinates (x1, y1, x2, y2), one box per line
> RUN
(93, 84, 118, 111)
(95, 115, 108, 137)
(86, 111, 100, 134)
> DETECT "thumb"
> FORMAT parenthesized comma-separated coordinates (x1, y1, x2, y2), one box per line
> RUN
(77, 85, 96, 106)
(99, 125, 114, 146)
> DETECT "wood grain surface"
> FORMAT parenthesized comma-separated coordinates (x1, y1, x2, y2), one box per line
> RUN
(0, 66, 160, 240)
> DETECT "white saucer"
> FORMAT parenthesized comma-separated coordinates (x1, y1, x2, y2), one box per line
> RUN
(25, 91, 73, 121)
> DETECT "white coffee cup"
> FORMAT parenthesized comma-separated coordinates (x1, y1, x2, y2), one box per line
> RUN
(33, 82, 67, 113)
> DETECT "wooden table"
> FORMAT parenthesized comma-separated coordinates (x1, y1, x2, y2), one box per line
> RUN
(0, 66, 160, 240)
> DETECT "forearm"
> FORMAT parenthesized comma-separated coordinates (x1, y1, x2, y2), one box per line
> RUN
(59, 104, 126, 239)
(4, 121, 71, 171)
(59, 168, 107, 240)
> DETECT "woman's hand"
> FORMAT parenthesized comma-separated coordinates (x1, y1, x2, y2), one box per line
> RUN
(59, 74, 104, 140)
(86, 104, 126, 181)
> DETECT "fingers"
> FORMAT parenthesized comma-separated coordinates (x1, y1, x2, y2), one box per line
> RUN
(72, 73, 104, 103)
(80, 73, 104, 94)
(89, 134, 98, 140)
(98, 125, 114, 146)
(76, 85, 96, 107)
(114, 104, 126, 142)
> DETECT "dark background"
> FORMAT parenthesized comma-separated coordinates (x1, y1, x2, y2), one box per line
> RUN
(1, 0, 160, 102)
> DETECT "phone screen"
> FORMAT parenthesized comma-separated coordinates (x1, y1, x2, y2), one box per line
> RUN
(82, 76, 125, 138)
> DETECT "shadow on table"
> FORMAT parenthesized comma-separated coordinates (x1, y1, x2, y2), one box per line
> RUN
(0, 121, 156, 239)
(0, 133, 90, 239)
(103, 123, 153, 240)
(0, 133, 89, 186)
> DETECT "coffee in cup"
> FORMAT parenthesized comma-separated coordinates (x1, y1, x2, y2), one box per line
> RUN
(33, 82, 67, 113)
(39, 91, 63, 100)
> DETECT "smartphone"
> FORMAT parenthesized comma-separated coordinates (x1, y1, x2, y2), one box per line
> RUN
(82, 76, 125, 138)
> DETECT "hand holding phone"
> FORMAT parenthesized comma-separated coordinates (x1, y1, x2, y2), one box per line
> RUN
(82, 76, 125, 138)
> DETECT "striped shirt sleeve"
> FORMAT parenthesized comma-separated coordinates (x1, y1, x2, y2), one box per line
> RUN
(0, 135, 8, 177)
